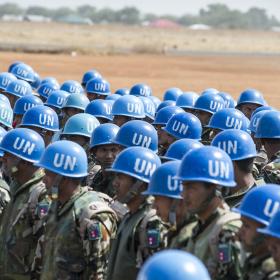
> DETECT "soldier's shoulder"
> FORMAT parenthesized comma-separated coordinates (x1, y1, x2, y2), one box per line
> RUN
(261, 257, 280, 279)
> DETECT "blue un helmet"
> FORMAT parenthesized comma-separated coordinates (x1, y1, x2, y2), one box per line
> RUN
(218, 92, 235, 108)
(10, 63, 35, 83)
(137, 250, 210, 280)
(114, 88, 130, 96)
(0, 102, 13, 128)
(237, 89, 266, 107)
(106, 94, 121, 101)
(162, 139, 203, 161)
(148, 96, 161, 110)
(201, 88, 219, 95)
(60, 80, 84, 94)
(139, 96, 156, 121)
(176, 92, 199, 110)
(37, 82, 59, 100)
(249, 110, 272, 134)
(194, 93, 225, 114)
(108, 146, 161, 183)
(40, 77, 59, 88)
(259, 210, 280, 239)
(0, 72, 17, 91)
(113, 120, 158, 152)
(36, 140, 88, 177)
(0, 127, 7, 157)
(177, 146, 236, 187)
(143, 161, 183, 199)
(86, 77, 110, 96)
(211, 129, 257, 161)
(252, 106, 274, 117)
(0, 94, 11, 107)
(163, 112, 202, 140)
(255, 111, 280, 139)
(85, 99, 114, 121)
(8, 61, 23, 73)
(90, 123, 119, 148)
(112, 95, 145, 118)
(45, 90, 70, 109)
(153, 106, 184, 126)
(81, 69, 101, 87)
(156, 100, 176, 112)
(130, 83, 152, 97)
(208, 108, 249, 131)
(14, 95, 43, 115)
(31, 72, 41, 90)
(62, 93, 90, 111)
(163, 88, 183, 101)
(5, 79, 33, 98)
(233, 184, 280, 226)
(61, 113, 100, 138)
(21, 105, 59, 131)
(0, 128, 45, 163)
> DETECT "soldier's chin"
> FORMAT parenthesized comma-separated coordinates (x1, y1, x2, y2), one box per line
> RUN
(102, 162, 113, 169)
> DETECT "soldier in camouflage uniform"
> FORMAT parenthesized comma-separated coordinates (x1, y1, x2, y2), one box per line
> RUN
(89, 123, 121, 197)
(234, 185, 280, 279)
(212, 129, 262, 208)
(177, 146, 243, 280)
(254, 111, 280, 185)
(0, 128, 46, 279)
(106, 147, 168, 280)
(35, 140, 118, 280)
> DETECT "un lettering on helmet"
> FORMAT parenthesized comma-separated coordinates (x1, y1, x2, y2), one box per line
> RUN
(167, 175, 183, 192)
(15, 84, 28, 95)
(263, 199, 280, 218)
(132, 133, 152, 148)
(43, 87, 53, 95)
(56, 97, 66, 106)
(172, 120, 189, 135)
(140, 87, 150, 97)
(87, 120, 95, 134)
(217, 140, 238, 155)
(1, 108, 13, 123)
(210, 100, 223, 111)
(134, 158, 157, 177)
(39, 113, 54, 127)
(208, 160, 230, 179)
(94, 82, 106, 92)
(16, 68, 28, 78)
(127, 103, 142, 114)
(23, 102, 36, 112)
(225, 117, 243, 129)
(53, 153, 77, 171)
(1, 77, 10, 87)
(13, 137, 35, 155)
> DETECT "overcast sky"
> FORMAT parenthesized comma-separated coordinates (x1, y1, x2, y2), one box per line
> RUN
(1, 0, 280, 18)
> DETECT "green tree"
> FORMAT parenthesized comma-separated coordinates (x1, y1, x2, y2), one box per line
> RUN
(116, 7, 140, 24)
(0, 3, 24, 16)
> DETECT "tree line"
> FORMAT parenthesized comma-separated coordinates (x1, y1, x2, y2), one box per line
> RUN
(0, 2, 279, 30)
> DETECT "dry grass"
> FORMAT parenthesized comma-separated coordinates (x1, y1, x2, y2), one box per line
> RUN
(1, 22, 280, 54)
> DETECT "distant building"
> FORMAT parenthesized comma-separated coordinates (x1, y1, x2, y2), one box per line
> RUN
(188, 24, 211, 30)
(1, 15, 23, 22)
(24, 15, 51, 22)
(148, 19, 181, 29)
(57, 15, 93, 25)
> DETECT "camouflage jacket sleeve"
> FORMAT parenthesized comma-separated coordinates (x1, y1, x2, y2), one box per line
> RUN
(83, 212, 118, 280)
(0, 186, 10, 216)
(262, 157, 280, 185)
(212, 224, 243, 280)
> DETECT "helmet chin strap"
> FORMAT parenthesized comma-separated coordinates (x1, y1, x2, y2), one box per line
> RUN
(193, 186, 217, 216)
(168, 199, 179, 231)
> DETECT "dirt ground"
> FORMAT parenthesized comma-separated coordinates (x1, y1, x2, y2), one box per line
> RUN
(0, 51, 279, 107)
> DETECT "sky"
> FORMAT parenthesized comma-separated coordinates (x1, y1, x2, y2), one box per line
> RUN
(1, 0, 280, 19)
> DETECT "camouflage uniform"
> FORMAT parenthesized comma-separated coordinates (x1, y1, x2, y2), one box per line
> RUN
(201, 127, 212, 145)
(39, 187, 117, 280)
(253, 149, 268, 178)
(157, 145, 167, 157)
(0, 178, 10, 220)
(84, 157, 101, 187)
(186, 202, 242, 280)
(262, 152, 280, 185)
(243, 254, 280, 280)
(106, 199, 169, 280)
(0, 169, 46, 279)
(90, 170, 115, 198)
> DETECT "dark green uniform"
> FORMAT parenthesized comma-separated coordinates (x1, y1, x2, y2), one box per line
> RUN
(0, 169, 45, 279)
(262, 152, 280, 185)
(0, 178, 10, 220)
(106, 200, 168, 280)
(90, 170, 115, 198)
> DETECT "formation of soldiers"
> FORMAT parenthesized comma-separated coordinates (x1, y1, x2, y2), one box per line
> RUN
(0, 60, 279, 280)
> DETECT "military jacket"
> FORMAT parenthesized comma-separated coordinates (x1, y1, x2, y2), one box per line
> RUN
(90, 170, 115, 198)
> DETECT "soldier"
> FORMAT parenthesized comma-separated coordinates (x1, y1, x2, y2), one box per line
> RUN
(233, 184, 280, 279)
(0, 72, 17, 95)
(218, 92, 236, 109)
(212, 129, 260, 208)
(255, 111, 280, 184)
(81, 70, 101, 89)
(176, 91, 199, 114)
(137, 250, 211, 280)
(86, 77, 111, 101)
(89, 123, 121, 196)
(35, 140, 118, 279)
(0, 128, 46, 279)
(142, 161, 197, 248)
(177, 146, 242, 279)
(37, 81, 59, 102)
(152, 105, 184, 156)
(106, 146, 168, 280)
(259, 210, 280, 271)
(20, 105, 59, 146)
(112, 95, 146, 127)
(130, 83, 152, 98)
(139, 96, 156, 124)
(45, 90, 70, 116)
(60, 80, 84, 95)
(235, 88, 266, 120)
(193, 93, 225, 145)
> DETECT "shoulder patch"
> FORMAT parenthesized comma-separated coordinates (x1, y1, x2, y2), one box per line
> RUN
(87, 221, 102, 241)
(146, 229, 160, 248)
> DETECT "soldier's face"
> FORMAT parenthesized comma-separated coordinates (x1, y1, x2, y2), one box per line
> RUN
(2, 152, 18, 177)
(113, 173, 135, 201)
(266, 236, 280, 269)
(195, 110, 212, 126)
(182, 181, 214, 214)
(86, 93, 106, 101)
(113, 115, 131, 127)
(239, 216, 263, 252)
(158, 128, 174, 147)
(153, 196, 173, 222)
(62, 135, 88, 148)
(13, 114, 23, 128)
(237, 104, 260, 120)
(94, 144, 121, 168)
